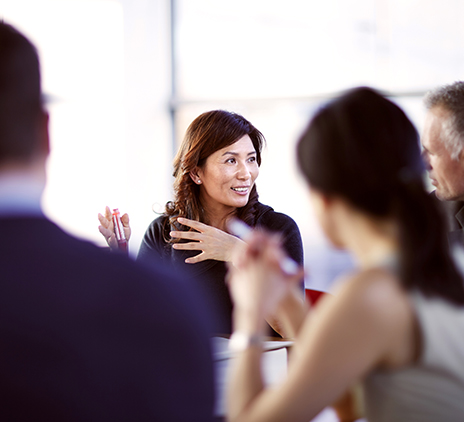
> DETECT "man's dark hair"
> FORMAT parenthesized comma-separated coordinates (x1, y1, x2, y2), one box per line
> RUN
(0, 22, 43, 163)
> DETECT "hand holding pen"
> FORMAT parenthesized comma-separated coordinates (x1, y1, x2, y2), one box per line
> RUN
(228, 218, 299, 275)
(227, 218, 305, 331)
(98, 206, 131, 253)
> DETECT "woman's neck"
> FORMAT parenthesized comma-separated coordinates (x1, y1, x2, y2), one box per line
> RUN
(341, 211, 399, 270)
(352, 233, 398, 270)
(202, 205, 236, 231)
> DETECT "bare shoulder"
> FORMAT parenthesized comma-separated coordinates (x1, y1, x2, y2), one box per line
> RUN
(328, 267, 417, 367)
(332, 267, 410, 315)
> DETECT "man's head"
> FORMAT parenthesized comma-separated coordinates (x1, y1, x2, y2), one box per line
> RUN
(0, 22, 48, 168)
(422, 81, 464, 201)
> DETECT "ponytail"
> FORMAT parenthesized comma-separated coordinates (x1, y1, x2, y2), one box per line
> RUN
(395, 181, 464, 305)
(297, 87, 464, 306)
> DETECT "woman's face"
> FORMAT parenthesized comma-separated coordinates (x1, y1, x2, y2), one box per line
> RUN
(195, 135, 259, 214)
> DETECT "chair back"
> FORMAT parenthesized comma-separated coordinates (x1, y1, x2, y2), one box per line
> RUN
(304, 288, 327, 306)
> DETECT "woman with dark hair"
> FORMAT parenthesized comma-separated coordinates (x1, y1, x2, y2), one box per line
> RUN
(226, 87, 464, 421)
(99, 110, 303, 335)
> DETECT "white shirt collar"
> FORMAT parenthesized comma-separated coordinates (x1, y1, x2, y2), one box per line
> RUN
(0, 171, 45, 216)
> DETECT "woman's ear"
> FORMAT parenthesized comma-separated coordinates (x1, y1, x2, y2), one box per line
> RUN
(189, 168, 203, 185)
(310, 189, 348, 249)
(310, 189, 332, 215)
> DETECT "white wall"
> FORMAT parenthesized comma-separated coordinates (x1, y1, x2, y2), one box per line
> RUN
(2, 0, 172, 257)
(2, 0, 464, 288)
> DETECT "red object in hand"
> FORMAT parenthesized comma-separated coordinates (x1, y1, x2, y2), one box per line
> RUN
(112, 208, 128, 254)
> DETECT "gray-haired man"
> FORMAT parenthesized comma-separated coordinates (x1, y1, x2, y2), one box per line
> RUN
(422, 81, 464, 246)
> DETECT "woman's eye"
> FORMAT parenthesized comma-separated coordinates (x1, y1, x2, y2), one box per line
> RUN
(248, 156, 256, 163)
(226, 158, 236, 164)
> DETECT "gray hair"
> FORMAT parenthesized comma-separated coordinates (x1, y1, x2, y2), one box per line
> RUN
(424, 81, 464, 159)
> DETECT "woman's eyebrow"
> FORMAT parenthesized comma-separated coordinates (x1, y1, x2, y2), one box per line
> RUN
(221, 151, 257, 157)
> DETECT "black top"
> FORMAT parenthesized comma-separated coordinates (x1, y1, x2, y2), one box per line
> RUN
(138, 202, 304, 334)
(0, 216, 215, 422)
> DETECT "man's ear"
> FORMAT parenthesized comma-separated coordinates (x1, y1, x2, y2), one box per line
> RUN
(189, 167, 203, 185)
(38, 109, 50, 156)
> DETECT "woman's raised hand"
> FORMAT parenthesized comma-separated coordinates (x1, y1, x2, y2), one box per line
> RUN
(227, 229, 305, 330)
(170, 217, 246, 264)
(98, 206, 131, 250)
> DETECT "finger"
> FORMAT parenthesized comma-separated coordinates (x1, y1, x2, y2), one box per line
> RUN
(185, 252, 206, 264)
(172, 241, 203, 251)
(121, 213, 130, 226)
(245, 230, 270, 259)
(104, 206, 112, 220)
(170, 230, 201, 240)
(98, 225, 113, 239)
(99, 212, 113, 227)
(177, 217, 207, 231)
(98, 213, 110, 228)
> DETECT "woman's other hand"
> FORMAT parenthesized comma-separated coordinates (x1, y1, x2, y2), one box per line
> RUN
(98, 206, 131, 250)
(227, 229, 304, 332)
(170, 217, 246, 264)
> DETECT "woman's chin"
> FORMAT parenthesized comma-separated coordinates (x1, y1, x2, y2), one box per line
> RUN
(233, 197, 250, 208)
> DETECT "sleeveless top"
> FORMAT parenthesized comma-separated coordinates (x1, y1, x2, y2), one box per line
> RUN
(364, 291, 464, 421)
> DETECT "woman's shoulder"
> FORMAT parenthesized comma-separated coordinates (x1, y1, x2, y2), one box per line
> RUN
(328, 268, 417, 367)
(333, 267, 408, 311)
(328, 267, 414, 338)
(254, 202, 299, 230)
(253, 202, 303, 263)
(138, 214, 172, 262)
(142, 214, 170, 244)
(146, 214, 169, 229)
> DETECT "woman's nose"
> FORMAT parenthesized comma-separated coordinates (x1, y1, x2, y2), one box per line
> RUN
(237, 161, 251, 179)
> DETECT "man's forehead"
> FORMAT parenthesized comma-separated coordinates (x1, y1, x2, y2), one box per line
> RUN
(429, 105, 453, 120)
(422, 106, 451, 146)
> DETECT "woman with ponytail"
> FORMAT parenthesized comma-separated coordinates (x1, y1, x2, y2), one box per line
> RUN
(226, 87, 464, 422)
(99, 110, 303, 335)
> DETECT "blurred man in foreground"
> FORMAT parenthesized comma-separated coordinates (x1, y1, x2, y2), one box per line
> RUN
(422, 81, 464, 247)
(0, 22, 214, 421)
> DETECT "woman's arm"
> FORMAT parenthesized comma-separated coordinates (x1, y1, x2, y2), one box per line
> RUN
(271, 287, 310, 339)
(256, 211, 306, 337)
(227, 232, 416, 422)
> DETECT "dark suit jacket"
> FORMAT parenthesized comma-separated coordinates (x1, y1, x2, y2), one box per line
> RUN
(431, 191, 464, 248)
(0, 216, 215, 422)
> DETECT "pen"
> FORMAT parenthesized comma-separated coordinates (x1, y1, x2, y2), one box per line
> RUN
(228, 218, 299, 276)
(112, 208, 128, 254)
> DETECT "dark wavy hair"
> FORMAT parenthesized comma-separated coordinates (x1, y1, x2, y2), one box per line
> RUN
(164, 110, 265, 238)
(297, 87, 464, 305)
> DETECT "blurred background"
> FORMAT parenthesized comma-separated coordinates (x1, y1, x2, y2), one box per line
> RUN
(2, 0, 463, 291)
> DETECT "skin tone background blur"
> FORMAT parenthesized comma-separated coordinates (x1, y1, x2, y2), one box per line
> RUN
(2, 0, 464, 292)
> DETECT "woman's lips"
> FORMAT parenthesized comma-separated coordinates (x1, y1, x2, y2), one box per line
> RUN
(231, 186, 250, 195)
